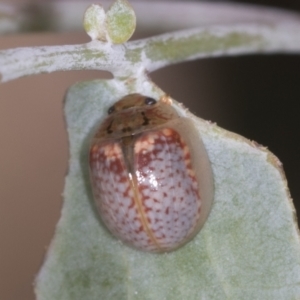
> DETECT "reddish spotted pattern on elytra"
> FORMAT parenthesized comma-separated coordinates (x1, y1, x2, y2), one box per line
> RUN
(89, 94, 214, 252)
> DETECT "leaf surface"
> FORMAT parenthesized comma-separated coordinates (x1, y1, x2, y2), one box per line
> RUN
(35, 80, 300, 300)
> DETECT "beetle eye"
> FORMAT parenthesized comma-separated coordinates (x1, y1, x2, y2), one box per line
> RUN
(144, 97, 157, 106)
(107, 106, 115, 114)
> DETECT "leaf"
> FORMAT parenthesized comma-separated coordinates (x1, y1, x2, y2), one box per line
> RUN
(35, 79, 300, 300)
(106, 0, 136, 44)
(83, 1, 136, 44)
(83, 4, 107, 41)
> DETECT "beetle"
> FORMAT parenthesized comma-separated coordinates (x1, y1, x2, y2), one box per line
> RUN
(89, 93, 214, 252)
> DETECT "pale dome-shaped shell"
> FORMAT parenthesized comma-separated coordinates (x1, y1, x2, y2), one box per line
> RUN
(89, 94, 214, 252)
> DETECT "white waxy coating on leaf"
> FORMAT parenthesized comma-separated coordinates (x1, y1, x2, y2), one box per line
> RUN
(1, 3, 300, 81)
(83, 4, 107, 41)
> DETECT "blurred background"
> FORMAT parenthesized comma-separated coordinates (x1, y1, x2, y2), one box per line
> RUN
(1, 0, 300, 299)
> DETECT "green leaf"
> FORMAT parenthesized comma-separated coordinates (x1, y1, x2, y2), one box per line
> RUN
(83, 4, 107, 41)
(35, 79, 300, 300)
(106, 0, 136, 44)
